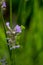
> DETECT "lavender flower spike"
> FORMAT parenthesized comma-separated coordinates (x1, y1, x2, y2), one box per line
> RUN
(13, 45, 20, 49)
(10, 45, 20, 50)
(2, 2, 6, 8)
(6, 22, 10, 27)
(15, 25, 21, 33)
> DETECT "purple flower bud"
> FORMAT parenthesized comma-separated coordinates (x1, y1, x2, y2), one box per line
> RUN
(6, 31, 11, 34)
(10, 45, 20, 50)
(13, 45, 20, 48)
(10, 47, 13, 50)
(6, 22, 9, 27)
(15, 25, 21, 33)
(2, 2, 6, 8)
(14, 45, 20, 48)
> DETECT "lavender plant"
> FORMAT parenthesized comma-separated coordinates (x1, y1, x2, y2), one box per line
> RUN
(0, 0, 6, 10)
(0, 0, 11, 65)
(0, 0, 25, 65)
(6, 22, 25, 50)
(0, 0, 43, 65)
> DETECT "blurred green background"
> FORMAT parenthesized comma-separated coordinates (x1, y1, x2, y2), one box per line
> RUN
(0, 0, 43, 65)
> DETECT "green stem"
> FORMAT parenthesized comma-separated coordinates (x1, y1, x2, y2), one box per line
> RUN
(0, 9, 11, 65)
(1, 10, 6, 31)
(10, 0, 12, 27)
(11, 49, 15, 65)
(10, 1, 15, 65)
(17, 0, 26, 25)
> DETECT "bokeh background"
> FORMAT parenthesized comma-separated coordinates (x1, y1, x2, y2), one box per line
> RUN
(0, 0, 43, 65)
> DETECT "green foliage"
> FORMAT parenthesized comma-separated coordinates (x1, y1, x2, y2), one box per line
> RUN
(0, 0, 43, 65)
(0, 23, 11, 65)
(15, 25, 25, 45)
(15, 34, 21, 45)
(21, 25, 25, 30)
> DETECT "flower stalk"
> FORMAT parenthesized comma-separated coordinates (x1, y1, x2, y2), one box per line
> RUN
(10, 0, 12, 27)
